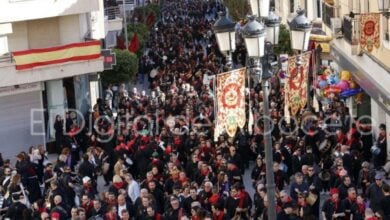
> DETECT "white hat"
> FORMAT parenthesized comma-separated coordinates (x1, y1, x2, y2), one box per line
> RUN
(82, 176, 91, 184)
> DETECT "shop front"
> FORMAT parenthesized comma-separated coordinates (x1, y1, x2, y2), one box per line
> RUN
(330, 42, 390, 158)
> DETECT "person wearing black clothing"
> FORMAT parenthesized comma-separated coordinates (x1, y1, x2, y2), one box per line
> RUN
(4, 194, 28, 220)
(341, 187, 360, 220)
(78, 154, 96, 182)
(251, 155, 266, 188)
(374, 124, 387, 170)
(272, 162, 288, 191)
(47, 180, 66, 209)
(366, 174, 385, 212)
(253, 185, 266, 220)
(163, 196, 185, 220)
(291, 148, 303, 175)
(337, 175, 355, 201)
(226, 146, 244, 174)
(321, 188, 345, 220)
(57, 166, 76, 207)
(54, 115, 64, 152)
(50, 195, 69, 220)
(182, 187, 199, 214)
(90, 199, 106, 218)
(148, 180, 165, 213)
(185, 153, 199, 181)
(378, 184, 390, 220)
(277, 202, 297, 220)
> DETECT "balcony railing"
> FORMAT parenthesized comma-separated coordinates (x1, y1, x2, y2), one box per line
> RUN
(0, 53, 14, 64)
(322, 2, 338, 27)
(342, 15, 360, 45)
(105, 6, 121, 20)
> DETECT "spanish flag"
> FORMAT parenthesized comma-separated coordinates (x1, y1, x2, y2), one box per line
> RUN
(12, 40, 101, 70)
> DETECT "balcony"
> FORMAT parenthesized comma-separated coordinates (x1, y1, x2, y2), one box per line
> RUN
(0, 41, 104, 88)
(0, 0, 100, 23)
(322, 2, 338, 28)
(342, 15, 360, 45)
(104, 6, 123, 32)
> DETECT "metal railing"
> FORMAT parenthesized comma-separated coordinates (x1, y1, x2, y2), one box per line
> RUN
(105, 6, 122, 20)
(322, 2, 337, 27)
(342, 15, 360, 45)
(0, 53, 14, 64)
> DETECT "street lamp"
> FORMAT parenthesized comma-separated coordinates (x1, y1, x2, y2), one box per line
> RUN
(242, 11, 277, 220)
(288, 8, 312, 52)
(265, 10, 281, 45)
(213, 12, 236, 68)
(242, 16, 266, 59)
(214, 2, 283, 220)
(249, 0, 270, 18)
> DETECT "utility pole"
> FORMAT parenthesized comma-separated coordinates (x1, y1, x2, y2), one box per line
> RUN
(123, 0, 129, 48)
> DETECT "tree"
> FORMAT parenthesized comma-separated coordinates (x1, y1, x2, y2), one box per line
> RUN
(126, 23, 150, 57)
(272, 24, 294, 55)
(101, 49, 139, 85)
(222, 0, 250, 22)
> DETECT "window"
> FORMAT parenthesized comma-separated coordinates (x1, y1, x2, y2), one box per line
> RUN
(380, 15, 390, 49)
(290, 0, 295, 13)
(106, 31, 120, 49)
(349, 0, 360, 13)
(362, 0, 370, 13)
(270, 0, 275, 10)
(316, 0, 321, 18)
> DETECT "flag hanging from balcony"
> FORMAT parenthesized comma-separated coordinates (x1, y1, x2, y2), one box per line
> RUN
(116, 35, 126, 50)
(360, 13, 380, 53)
(12, 41, 101, 70)
(215, 68, 246, 139)
(285, 51, 312, 116)
(128, 33, 139, 53)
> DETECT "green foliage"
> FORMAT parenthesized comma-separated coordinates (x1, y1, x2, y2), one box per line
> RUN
(273, 24, 294, 55)
(126, 23, 150, 57)
(101, 49, 139, 85)
(133, 3, 160, 24)
(222, 0, 250, 22)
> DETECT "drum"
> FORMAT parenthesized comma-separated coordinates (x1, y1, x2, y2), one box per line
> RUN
(318, 171, 331, 181)
(319, 139, 331, 153)
(306, 192, 318, 206)
(150, 69, 158, 78)
(371, 145, 381, 155)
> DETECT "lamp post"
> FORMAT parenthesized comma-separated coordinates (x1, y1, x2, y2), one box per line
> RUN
(214, 2, 283, 219)
(123, 0, 129, 48)
(213, 12, 236, 69)
(288, 8, 312, 110)
(242, 11, 280, 220)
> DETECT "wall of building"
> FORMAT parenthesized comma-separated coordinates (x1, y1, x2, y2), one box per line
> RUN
(91, 0, 106, 40)
(59, 15, 81, 44)
(7, 21, 29, 52)
(0, 0, 100, 24)
(27, 18, 60, 49)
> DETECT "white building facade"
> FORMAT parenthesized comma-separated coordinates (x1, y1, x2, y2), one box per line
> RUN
(0, 0, 107, 158)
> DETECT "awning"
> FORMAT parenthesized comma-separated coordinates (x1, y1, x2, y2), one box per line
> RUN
(310, 34, 333, 42)
(315, 42, 330, 53)
(310, 34, 332, 53)
(330, 41, 390, 114)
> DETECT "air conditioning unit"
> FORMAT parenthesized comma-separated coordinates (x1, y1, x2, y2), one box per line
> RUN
(331, 18, 343, 38)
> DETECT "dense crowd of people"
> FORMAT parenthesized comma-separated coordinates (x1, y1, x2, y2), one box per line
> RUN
(1, 0, 389, 220)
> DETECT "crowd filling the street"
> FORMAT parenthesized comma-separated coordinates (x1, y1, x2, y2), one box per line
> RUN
(1, 0, 390, 220)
